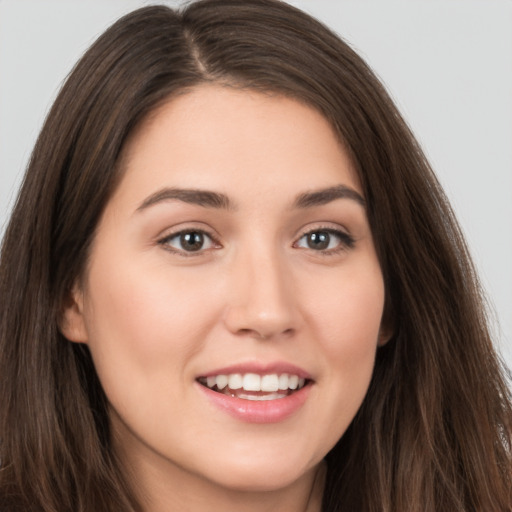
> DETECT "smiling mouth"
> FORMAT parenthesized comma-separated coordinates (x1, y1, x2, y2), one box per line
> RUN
(197, 373, 310, 401)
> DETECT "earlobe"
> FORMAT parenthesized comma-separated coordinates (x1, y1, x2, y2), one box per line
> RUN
(377, 326, 393, 347)
(377, 300, 394, 346)
(58, 284, 89, 344)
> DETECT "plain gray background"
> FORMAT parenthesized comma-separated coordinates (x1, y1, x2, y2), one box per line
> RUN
(0, 0, 511, 368)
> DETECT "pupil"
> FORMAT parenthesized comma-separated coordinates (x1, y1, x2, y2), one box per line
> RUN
(308, 231, 329, 250)
(181, 232, 204, 251)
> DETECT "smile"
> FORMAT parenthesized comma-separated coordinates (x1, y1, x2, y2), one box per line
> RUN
(197, 373, 309, 401)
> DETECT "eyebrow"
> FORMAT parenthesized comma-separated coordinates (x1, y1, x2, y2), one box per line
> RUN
(136, 187, 233, 212)
(135, 184, 365, 213)
(293, 185, 365, 209)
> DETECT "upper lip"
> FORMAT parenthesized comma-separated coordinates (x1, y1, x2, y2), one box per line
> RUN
(197, 361, 312, 380)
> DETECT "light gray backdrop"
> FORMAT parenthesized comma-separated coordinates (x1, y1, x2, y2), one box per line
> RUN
(0, 0, 511, 367)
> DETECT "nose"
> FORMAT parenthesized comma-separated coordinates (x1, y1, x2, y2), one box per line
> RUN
(222, 246, 299, 340)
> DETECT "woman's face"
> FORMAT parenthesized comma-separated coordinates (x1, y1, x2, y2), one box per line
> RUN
(62, 85, 388, 496)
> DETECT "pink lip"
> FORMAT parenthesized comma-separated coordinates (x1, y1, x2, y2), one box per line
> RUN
(195, 361, 313, 424)
(196, 381, 312, 424)
(197, 361, 312, 379)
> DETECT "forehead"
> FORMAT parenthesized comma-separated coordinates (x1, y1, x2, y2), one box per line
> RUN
(115, 84, 361, 207)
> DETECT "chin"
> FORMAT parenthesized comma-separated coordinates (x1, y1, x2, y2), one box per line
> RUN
(201, 454, 317, 493)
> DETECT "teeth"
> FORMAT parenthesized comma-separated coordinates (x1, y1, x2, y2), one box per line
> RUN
(202, 372, 307, 393)
(228, 374, 243, 390)
(242, 373, 261, 391)
(278, 374, 289, 390)
(237, 392, 288, 401)
(215, 375, 228, 390)
(261, 374, 279, 392)
(288, 375, 299, 390)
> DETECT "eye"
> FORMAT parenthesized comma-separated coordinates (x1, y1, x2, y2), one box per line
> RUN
(159, 230, 217, 254)
(295, 228, 354, 253)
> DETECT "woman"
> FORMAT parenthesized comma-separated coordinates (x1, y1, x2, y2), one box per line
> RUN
(0, 0, 510, 510)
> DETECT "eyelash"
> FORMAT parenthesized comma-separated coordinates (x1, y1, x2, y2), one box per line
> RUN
(158, 227, 355, 257)
(294, 227, 355, 255)
(158, 229, 220, 257)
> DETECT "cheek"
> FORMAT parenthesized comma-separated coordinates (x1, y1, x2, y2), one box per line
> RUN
(81, 257, 220, 392)
(304, 258, 385, 351)
(301, 261, 384, 429)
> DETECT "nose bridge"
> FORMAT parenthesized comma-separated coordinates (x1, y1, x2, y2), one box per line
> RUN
(224, 238, 298, 338)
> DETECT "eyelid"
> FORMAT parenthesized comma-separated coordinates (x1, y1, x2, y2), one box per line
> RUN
(157, 227, 221, 256)
(156, 223, 355, 257)
(293, 225, 356, 254)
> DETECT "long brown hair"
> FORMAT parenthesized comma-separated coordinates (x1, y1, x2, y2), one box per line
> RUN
(1, 1, 511, 510)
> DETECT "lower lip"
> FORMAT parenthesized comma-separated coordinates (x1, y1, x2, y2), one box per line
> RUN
(197, 383, 312, 423)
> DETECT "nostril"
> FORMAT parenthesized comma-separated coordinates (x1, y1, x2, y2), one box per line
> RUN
(235, 327, 295, 340)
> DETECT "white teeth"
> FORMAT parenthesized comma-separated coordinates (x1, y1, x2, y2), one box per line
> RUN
(228, 374, 243, 390)
(238, 392, 287, 401)
(288, 375, 299, 390)
(278, 374, 289, 390)
(261, 374, 279, 392)
(242, 373, 261, 391)
(203, 372, 307, 393)
(215, 375, 228, 390)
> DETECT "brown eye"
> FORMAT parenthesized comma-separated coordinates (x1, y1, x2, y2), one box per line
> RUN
(296, 229, 355, 252)
(306, 231, 330, 250)
(179, 232, 205, 251)
(160, 230, 215, 254)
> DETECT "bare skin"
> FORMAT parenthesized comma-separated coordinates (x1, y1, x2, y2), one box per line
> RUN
(61, 85, 388, 511)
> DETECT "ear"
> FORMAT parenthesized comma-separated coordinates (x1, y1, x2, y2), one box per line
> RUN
(377, 324, 393, 347)
(377, 301, 394, 347)
(58, 283, 89, 343)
